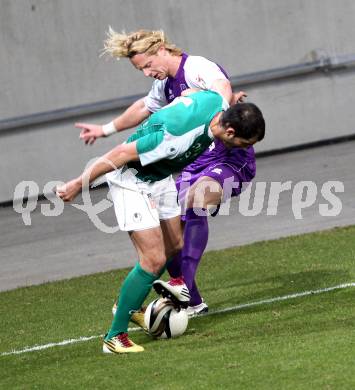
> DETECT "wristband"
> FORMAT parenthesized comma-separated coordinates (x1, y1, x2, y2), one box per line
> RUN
(102, 121, 117, 136)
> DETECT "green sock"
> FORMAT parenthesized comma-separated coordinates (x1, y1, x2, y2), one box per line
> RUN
(106, 262, 158, 340)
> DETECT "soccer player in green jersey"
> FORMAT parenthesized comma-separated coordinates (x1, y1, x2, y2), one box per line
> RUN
(56, 90, 265, 353)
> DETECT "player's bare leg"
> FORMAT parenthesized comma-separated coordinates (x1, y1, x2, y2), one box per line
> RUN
(160, 215, 184, 259)
(130, 227, 167, 274)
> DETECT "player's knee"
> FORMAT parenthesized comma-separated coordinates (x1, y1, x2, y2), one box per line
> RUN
(140, 253, 166, 274)
(186, 179, 222, 209)
(186, 188, 201, 209)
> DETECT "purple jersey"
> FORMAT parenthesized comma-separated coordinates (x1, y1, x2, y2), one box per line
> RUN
(144, 53, 256, 193)
(175, 139, 256, 208)
(164, 53, 229, 103)
(163, 54, 256, 185)
(180, 138, 255, 175)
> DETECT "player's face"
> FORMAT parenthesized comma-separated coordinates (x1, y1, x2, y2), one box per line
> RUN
(230, 136, 258, 148)
(222, 129, 259, 149)
(130, 49, 169, 80)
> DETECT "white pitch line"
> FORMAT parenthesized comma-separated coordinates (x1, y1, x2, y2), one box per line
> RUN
(0, 328, 140, 357)
(0, 335, 102, 357)
(1, 282, 354, 357)
(207, 282, 355, 316)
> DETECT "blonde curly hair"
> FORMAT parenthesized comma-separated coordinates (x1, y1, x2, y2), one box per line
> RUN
(102, 27, 182, 59)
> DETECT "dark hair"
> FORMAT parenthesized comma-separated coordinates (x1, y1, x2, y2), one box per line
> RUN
(221, 102, 265, 141)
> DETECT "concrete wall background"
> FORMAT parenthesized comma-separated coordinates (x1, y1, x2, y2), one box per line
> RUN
(1, 0, 355, 202)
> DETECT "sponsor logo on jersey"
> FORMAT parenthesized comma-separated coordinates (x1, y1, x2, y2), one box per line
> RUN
(209, 142, 216, 152)
(211, 168, 223, 175)
(178, 142, 203, 161)
(196, 75, 207, 89)
(168, 88, 175, 101)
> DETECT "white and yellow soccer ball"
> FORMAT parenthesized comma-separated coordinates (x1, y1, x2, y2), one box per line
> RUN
(144, 298, 189, 339)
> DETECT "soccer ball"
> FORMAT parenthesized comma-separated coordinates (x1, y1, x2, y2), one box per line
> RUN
(144, 298, 189, 339)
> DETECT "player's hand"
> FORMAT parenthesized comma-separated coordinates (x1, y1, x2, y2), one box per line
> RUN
(76, 122, 104, 145)
(231, 91, 247, 105)
(56, 178, 82, 202)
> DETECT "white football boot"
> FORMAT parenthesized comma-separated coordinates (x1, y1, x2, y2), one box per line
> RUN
(153, 277, 190, 308)
(186, 300, 209, 318)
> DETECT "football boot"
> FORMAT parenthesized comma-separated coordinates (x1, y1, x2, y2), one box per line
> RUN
(186, 301, 209, 317)
(153, 277, 190, 308)
(103, 333, 144, 354)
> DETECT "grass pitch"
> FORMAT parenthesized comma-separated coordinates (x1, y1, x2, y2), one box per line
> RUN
(1, 226, 355, 389)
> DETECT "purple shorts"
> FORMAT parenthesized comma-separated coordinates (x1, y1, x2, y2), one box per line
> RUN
(176, 159, 256, 218)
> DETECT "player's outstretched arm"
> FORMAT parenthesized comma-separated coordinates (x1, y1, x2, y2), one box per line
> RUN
(56, 141, 139, 202)
(76, 98, 151, 145)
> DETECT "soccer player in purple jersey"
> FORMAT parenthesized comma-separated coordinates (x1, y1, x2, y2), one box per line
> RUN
(76, 29, 254, 316)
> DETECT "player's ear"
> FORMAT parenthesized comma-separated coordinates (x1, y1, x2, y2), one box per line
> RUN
(158, 45, 166, 56)
(225, 127, 236, 139)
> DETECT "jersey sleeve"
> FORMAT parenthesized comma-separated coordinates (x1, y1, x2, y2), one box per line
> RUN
(136, 129, 180, 166)
(136, 109, 208, 167)
(184, 56, 229, 90)
(143, 80, 168, 113)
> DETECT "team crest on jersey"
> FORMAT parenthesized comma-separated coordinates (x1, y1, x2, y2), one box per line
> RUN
(166, 146, 176, 156)
(180, 84, 187, 91)
(133, 212, 142, 223)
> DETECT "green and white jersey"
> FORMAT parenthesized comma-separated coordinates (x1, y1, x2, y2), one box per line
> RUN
(127, 90, 228, 182)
